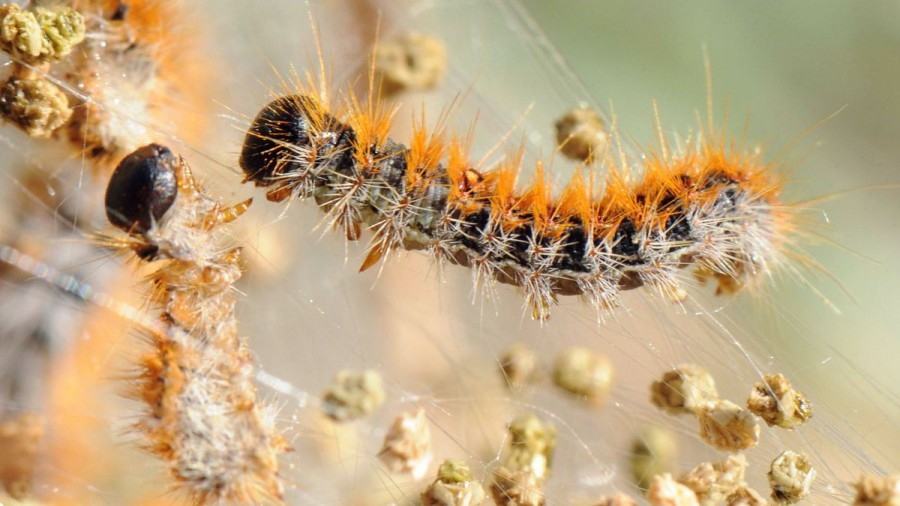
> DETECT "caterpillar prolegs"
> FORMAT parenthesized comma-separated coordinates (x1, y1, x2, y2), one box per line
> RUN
(239, 94, 790, 320)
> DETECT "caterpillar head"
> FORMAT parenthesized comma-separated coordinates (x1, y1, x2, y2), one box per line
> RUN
(240, 94, 351, 202)
(105, 143, 178, 239)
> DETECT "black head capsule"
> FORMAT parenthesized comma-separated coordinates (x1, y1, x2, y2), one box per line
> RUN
(239, 95, 320, 187)
(105, 144, 178, 236)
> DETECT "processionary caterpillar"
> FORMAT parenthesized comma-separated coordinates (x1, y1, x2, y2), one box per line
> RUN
(239, 83, 793, 320)
(102, 144, 286, 504)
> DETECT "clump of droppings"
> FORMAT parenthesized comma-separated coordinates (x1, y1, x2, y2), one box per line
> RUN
(499, 343, 540, 390)
(554, 106, 608, 161)
(651, 364, 718, 415)
(505, 414, 557, 479)
(678, 454, 748, 505)
(725, 485, 767, 506)
(0, 4, 85, 64)
(646, 473, 700, 506)
(630, 426, 678, 490)
(592, 493, 638, 505)
(0, 76, 70, 137)
(375, 33, 447, 95)
(422, 460, 486, 506)
(321, 369, 386, 422)
(747, 373, 812, 429)
(490, 414, 557, 506)
(491, 467, 546, 506)
(852, 474, 900, 506)
(378, 408, 432, 479)
(552, 346, 614, 406)
(767, 450, 815, 504)
(696, 400, 759, 452)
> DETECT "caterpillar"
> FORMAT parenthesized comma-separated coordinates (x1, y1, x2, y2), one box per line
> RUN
(239, 89, 792, 320)
(101, 144, 286, 504)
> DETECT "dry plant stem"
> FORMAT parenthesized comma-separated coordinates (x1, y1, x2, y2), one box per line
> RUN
(104, 145, 285, 505)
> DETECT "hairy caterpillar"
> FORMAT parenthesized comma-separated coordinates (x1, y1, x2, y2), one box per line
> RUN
(239, 89, 791, 320)
(101, 144, 286, 504)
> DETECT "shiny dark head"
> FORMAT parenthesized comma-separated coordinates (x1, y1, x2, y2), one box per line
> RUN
(106, 144, 178, 235)
(239, 95, 319, 186)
